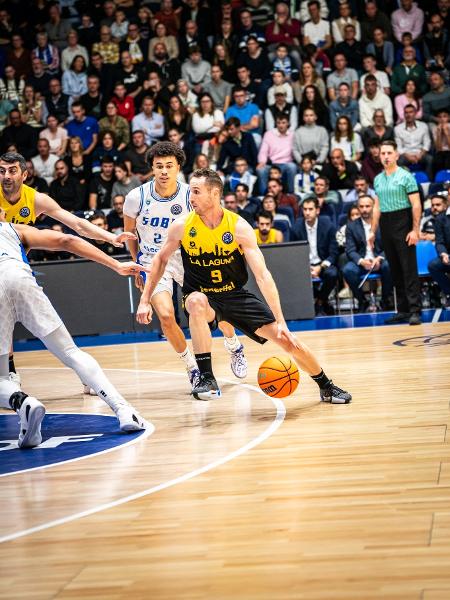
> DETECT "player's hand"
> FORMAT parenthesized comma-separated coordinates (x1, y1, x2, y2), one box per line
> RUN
(276, 322, 300, 349)
(115, 262, 150, 277)
(406, 230, 419, 246)
(134, 273, 144, 291)
(111, 231, 137, 248)
(136, 301, 153, 325)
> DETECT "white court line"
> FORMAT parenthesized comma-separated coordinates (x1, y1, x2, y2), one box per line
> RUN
(0, 368, 286, 545)
(0, 413, 155, 478)
(432, 309, 442, 323)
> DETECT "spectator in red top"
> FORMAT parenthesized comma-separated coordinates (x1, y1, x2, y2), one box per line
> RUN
(267, 177, 299, 218)
(111, 82, 135, 122)
(153, 0, 181, 36)
(265, 2, 301, 68)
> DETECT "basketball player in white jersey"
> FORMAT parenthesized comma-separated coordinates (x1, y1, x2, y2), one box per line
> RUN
(0, 151, 137, 388)
(0, 208, 147, 448)
(124, 141, 247, 387)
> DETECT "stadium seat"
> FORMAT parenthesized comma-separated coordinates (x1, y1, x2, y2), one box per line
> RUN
(273, 220, 290, 242)
(416, 240, 438, 277)
(435, 170, 450, 183)
(277, 205, 295, 226)
(413, 171, 429, 184)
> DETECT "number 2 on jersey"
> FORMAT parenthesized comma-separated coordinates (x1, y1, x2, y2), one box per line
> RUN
(211, 269, 222, 283)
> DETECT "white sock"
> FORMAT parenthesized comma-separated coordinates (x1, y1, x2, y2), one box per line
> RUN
(178, 346, 197, 371)
(224, 335, 241, 352)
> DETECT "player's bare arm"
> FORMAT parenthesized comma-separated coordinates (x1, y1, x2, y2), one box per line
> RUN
(14, 224, 147, 277)
(123, 213, 144, 290)
(235, 217, 299, 348)
(34, 192, 137, 248)
(136, 218, 185, 325)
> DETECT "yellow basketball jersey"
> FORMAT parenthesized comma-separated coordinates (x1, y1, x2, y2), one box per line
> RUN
(180, 209, 248, 294)
(0, 184, 37, 225)
(254, 228, 278, 245)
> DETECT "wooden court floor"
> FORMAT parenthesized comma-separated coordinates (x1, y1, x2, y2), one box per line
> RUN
(1, 321, 450, 600)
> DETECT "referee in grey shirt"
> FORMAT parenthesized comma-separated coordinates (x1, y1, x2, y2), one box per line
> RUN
(371, 140, 422, 325)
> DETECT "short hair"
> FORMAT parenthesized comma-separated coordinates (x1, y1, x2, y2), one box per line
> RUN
(338, 82, 350, 89)
(71, 101, 84, 110)
(308, 0, 320, 8)
(101, 156, 115, 165)
(357, 194, 374, 204)
(191, 168, 224, 196)
(225, 116, 240, 128)
(257, 210, 274, 222)
(235, 182, 249, 193)
(114, 161, 129, 173)
(364, 74, 377, 84)
(88, 210, 107, 224)
(302, 197, 319, 209)
(146, 141, 186, 167)
(0, 151, 27, 172)
(276, 114, 289, 122)
(404, 103, 417, 112)
(380, 139, 397, 150)
(316, 175, 329, 186)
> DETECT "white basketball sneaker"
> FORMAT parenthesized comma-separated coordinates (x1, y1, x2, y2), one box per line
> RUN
(17, 396, 46, 448)
(115, 404, 147, 432)
(187, 366, 201, 390)
(227, 343, 248, 379)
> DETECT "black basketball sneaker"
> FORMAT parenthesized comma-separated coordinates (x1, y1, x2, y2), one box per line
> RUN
(320, 382, 352, 404)
(191, 373, 222, 401)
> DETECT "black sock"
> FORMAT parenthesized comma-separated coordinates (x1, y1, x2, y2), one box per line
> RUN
(311, 369, 332, 390)
(9, 391, 28, 412)
(9, 355, 16, 374)
(195, 353, 213, 375)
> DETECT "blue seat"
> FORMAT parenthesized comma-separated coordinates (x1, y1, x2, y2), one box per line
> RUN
(277, 205, 295, 226)
(413, 171, 429, 184)
(273, 220, 291, 242)
(435, 169, 450, 183)
(416, 240, 438, 277)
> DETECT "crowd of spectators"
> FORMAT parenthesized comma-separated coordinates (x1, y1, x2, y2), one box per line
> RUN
(1, 0, 449, 313)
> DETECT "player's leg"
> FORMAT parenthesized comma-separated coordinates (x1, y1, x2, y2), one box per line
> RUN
(8, 346, 21, 386)
(151, 289, 199, 386)
(255, 322, 352, 404)
(217, 321, 248, 379)
(41, 324, 147, 430)
(184, 292, 221, 400)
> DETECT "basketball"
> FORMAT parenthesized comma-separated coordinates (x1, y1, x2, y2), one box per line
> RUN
(257, 356, 300, 398)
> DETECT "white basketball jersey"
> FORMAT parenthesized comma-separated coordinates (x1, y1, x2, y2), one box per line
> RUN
(0, 222, 30, 272)
(124, 180, 191, 266)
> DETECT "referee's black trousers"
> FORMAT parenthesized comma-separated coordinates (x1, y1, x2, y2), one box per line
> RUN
(380, 208, 421, 314)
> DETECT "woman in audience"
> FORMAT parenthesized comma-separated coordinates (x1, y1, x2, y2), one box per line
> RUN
(192, 93, 225, 153)
(110, 9, 129, 43)
(293, 61, 326, 102)
(362, 109, 394, 150)
(299, 84, 329, 129)
(0, 64, 25, 106)
(18, 84, 42, 128)
(148, 21, 178, 61)
(330, 116, 364, 162)
(65, 136, 91, 185)
(111, 162, 140, 201)
(39, 114, 68, 156)
(91, 131, 122, 171)
(165, 94, 192, 136)
(211, 42, 235, 83)
(394, 79, 423, 124)
(193, 153, 210, 171)
(213, 19, 239, 61)
(98, 101, 130, 151)
(136, 6, 152, 40)
(176, 80, 198, 115)
(261, 194, 291, 225)
(204, 127, 228, 170)
(62, 55, 88, 101)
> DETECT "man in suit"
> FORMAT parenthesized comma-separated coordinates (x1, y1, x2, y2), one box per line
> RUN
(292, 197, 339, 315)
(343, 195, 393, 311)
(217, 117, 258, 175)
(428, 197, 450, 307)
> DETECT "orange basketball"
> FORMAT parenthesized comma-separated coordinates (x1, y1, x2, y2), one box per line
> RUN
(257, 356, 300, 398)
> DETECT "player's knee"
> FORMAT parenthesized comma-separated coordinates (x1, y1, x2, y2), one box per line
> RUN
(158, 308, 176, 330)
(186, 292, 209, 316)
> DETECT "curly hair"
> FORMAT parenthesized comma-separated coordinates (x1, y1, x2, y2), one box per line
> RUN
(146, 141, 186, 167)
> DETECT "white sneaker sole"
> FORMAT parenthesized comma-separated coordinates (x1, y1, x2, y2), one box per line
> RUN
(18, 403, 46, 448)
(192, 389, 222, 401)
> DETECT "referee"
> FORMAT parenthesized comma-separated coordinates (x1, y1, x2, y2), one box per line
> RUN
(372, 140, 422, 325)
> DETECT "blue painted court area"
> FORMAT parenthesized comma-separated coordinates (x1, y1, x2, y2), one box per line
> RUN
(13, 308, 450, 353)
(0, 414, 147, 476)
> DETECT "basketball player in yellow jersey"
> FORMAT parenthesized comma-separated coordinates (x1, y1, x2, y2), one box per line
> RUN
(137, 168, 352, 403)
(0, 151, 136, 384)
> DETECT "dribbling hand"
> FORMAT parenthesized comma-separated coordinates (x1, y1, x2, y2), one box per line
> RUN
(136, 302, 153, 325)
(116, 262, 149, 277)
(112, 232, 138, 248)
(276, 322, 300, 349)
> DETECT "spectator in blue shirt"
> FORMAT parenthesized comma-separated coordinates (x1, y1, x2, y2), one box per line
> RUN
(66, 101, 99, 155)
(225, 87, 261, 146)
